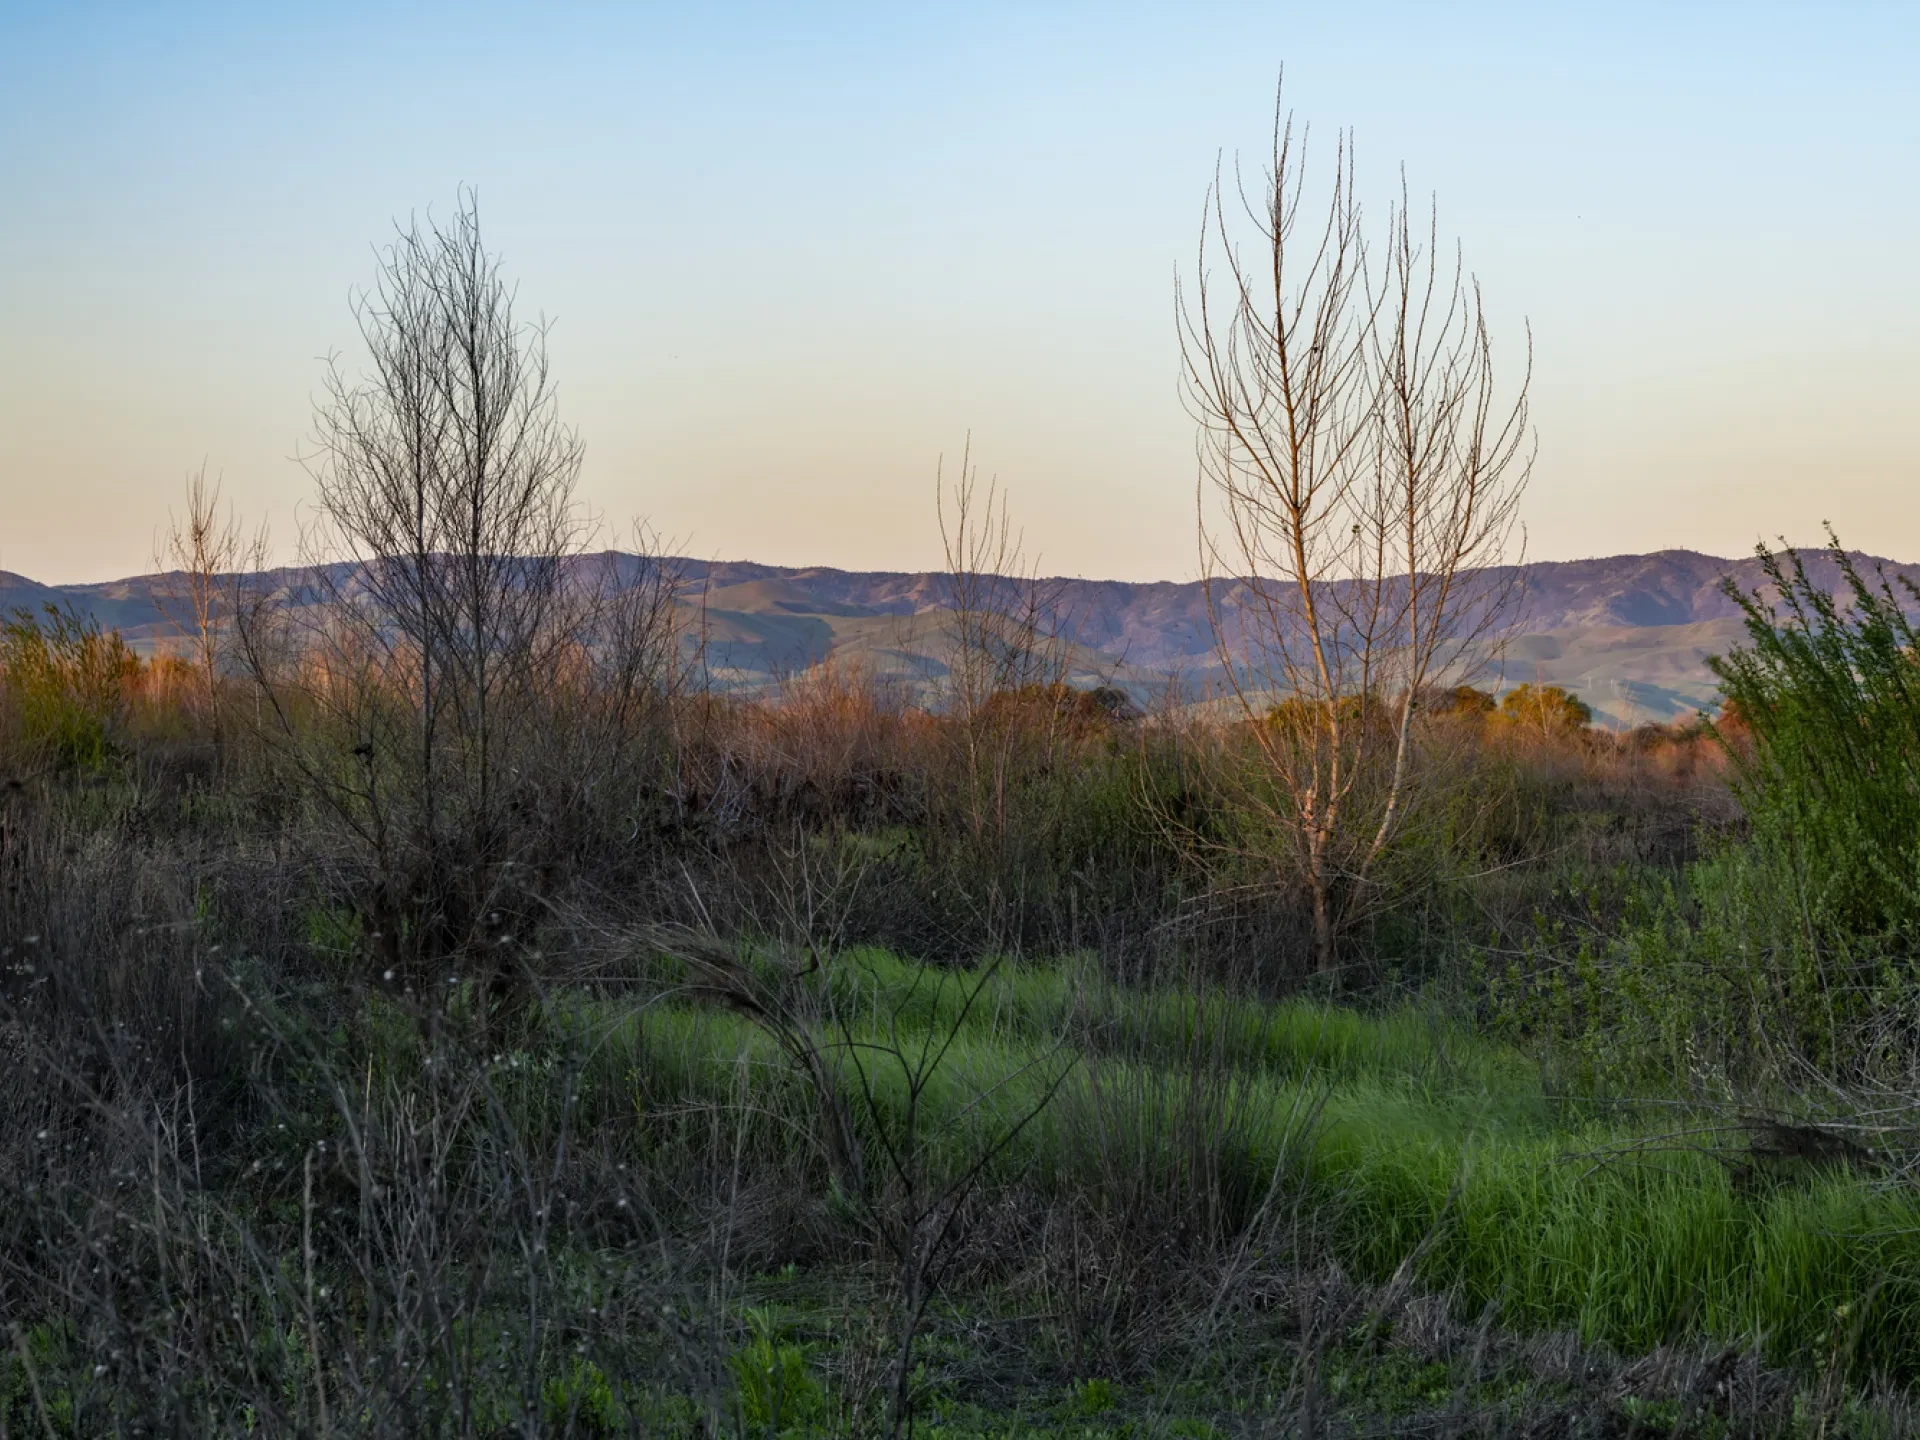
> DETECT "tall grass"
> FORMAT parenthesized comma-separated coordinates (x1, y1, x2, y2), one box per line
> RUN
(610, 950, 1920, 1384)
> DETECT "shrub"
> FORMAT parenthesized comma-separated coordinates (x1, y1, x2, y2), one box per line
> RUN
(1488, 535, 1920, 1090)
(0, 604, 141, 772)
(1497, 682, 1592, 735)
(1712, 536, 1920, 941)
(1426, 684, 1497, 720)
(731, 1307, 826, 1430)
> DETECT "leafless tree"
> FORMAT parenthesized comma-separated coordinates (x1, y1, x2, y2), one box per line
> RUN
(1362, 181, 1531, 850)
(1180, 86, 1531, 973)
(237, 191, 685, 992)
(304, 189, 586, 821)
(937, 448, 1075, 758)
(937, 440, 1069, 721)
(154, 465, 261, 758)
(934, 444, 1092, 939)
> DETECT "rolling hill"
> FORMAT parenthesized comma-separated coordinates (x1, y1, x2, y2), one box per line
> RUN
(5, 547, 1912, 727)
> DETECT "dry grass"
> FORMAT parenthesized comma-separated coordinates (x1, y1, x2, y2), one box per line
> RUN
(9, 614, 1910, 1435)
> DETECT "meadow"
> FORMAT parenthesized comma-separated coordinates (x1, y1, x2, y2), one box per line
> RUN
(5, 534, 1920, 1438)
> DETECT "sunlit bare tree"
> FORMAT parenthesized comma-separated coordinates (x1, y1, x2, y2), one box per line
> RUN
(1181, 86, 1532, 973)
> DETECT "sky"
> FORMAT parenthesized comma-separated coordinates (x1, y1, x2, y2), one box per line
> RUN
(2, 1, 1917, 586)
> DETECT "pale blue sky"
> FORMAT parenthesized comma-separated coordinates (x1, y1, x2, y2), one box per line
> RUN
(2, 1, 1916, 584)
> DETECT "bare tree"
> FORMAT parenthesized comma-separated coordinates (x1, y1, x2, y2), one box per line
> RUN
(305, 190, 586, 830)
(238, 192, 683, 992)
(1180, 87, 1531, 974)
(154, 465, 260, 758)
(937, 441, 1069, 722)
(1361, 182, 1532, 856)
(934, 444, 1088, 940)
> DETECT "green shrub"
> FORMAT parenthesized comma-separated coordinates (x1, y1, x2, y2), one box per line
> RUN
(1498, 683, 1592, 733)
(731, 1307, 826, 1431)
(1713, 535, 1920, 942)
(1488, 535, 1920, 1089)
(542, 1357, 621, 1434)
(0, 603, 139, 771)
(1068, 1376, 1116, 1415)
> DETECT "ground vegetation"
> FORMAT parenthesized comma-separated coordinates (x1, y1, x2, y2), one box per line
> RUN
(4, 192, 1916, 1440)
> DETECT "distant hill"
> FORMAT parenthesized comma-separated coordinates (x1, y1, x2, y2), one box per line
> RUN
(6, 547, 1914, 727)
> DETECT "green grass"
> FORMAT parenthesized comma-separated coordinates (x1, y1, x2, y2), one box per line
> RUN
(590, 949, 1920, 1383)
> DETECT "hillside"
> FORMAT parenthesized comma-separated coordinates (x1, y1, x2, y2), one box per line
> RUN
(6, 547, 1913, 726)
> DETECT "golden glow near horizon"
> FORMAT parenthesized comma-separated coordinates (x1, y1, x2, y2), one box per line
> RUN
(3, 4, 1916, 585)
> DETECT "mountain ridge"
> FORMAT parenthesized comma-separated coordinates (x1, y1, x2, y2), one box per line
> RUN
(6, 547, 1913, 728)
